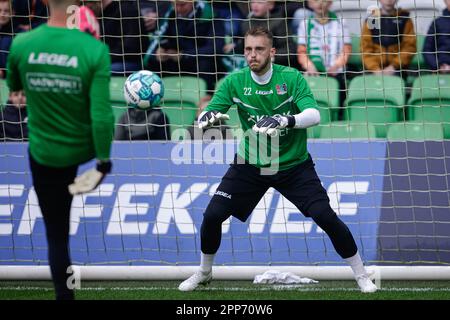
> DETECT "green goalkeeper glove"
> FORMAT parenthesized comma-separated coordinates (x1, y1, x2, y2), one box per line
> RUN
(68, 160, 112, 195)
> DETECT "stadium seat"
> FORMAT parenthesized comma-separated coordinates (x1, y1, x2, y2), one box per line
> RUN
(214, 77, 226, 91)
(331, 0, 444, 37)
(348, 36, 362, 71)
(0, 79, 10, 107)
(304, 76, 340, 123)
(407, 74, 450, 138)
(223, 105, 240, 131)
(109, 76, 128, 122)
(215, 78, 240, 130)
(318, 121, 378, 139)
(409, 35, 426, 71)
(161, 76, 208, 134)
(387, 121, 444, 141)
(330, 0, 369, 36)
(345, 75, 405, 137)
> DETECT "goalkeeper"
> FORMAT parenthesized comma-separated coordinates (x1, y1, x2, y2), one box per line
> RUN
(6, 0, 114, 300)
(179, 27, 377, 293)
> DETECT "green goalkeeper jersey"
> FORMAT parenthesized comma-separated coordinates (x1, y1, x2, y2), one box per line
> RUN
(206, 64, 318, 171)
(7, 24, 114, 167)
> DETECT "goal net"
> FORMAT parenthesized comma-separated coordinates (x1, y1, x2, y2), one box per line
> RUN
(0, 0, 449, 280)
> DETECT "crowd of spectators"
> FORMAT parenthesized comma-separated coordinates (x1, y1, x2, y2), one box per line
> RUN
(1, 0, 450, 141)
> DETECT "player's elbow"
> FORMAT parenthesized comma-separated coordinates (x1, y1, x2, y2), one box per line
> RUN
(309, 108, 321, 127)
(294, 108, 321, 129)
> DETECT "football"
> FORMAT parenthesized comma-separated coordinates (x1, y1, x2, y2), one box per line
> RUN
(123, 70, 164, 109)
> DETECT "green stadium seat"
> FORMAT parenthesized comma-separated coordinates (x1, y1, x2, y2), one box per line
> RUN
(161, 76, 208, 134)
(109, 76, 128, 122)
(0, 78, 10, 107)
(224, 105, 240, 131)
(345, 75, 405, 137)
(407, 74, 450, 139)
(215, 77, 226, 91)
(318, 121, 378, 139)
(406, 35, 429, 89)
(307, 124, 322, 139)
(387, 121, 444, 141)
(410, 35, 426, 70)
(304, 76, 340, 122)
(348, 36, 362, 71)
(214, 78, 240, 130)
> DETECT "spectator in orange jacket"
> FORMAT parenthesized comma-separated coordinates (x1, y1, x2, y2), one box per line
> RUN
(361, 0, 416, 76)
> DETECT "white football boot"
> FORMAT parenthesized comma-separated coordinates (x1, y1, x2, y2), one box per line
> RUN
(356, 274, 378, 293)
(178, 270, 212, 291)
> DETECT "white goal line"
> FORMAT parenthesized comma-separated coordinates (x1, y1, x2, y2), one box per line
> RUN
(2, 287, 450, 293)
(1, 266, 450, 280)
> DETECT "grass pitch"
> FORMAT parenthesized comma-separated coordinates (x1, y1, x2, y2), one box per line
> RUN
(1, 280, 450, 300)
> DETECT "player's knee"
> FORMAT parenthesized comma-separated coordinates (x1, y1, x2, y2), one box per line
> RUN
(203, 201, 232, 226)
(201, 202, 231, 255)
(307, 200, 352, 236)
(306, 200, 340, 227)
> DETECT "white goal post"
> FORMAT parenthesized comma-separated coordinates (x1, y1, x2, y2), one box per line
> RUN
(1, 266, 450, 281)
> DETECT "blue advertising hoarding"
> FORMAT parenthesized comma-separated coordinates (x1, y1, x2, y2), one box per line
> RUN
(378, 141, 450, 264)
(0, 139, 417, 266)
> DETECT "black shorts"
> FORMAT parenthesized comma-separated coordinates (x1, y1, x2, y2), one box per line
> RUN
(210, 154, 330, 222)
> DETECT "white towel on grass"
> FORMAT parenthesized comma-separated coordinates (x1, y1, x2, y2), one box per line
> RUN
(253, 270, 318, 285)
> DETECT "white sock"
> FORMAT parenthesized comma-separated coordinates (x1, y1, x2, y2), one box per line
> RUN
(200, 253, 215, 274)
(345, 251, 367, 278)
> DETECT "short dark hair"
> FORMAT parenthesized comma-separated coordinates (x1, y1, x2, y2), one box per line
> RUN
(244, 27, 274, 47)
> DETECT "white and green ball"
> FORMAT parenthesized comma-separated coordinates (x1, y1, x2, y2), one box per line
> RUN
(123, 70, 164, 109)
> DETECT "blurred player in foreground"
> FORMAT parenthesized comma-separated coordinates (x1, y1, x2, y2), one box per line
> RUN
(7, 0, 114, 299)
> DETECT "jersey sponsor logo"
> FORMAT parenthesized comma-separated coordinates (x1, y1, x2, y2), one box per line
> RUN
(214, 190, 232, 199)
(26, 72, 82, 94)
(28, 52, 78, 68)
(276, 83, 287, 95)
(255, 89, 273, 95)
